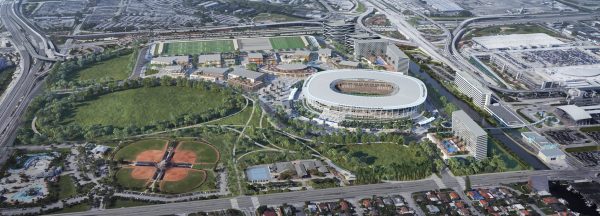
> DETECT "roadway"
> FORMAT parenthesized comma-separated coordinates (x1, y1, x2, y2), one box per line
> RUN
(52, 168, 599, 216)
(0, 0, 56, 161)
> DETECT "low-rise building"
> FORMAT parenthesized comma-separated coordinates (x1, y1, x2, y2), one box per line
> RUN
(337, 60, 360, 69)
(521, 132, 566, 164)
(247, 53, 265, 65)
(197, 54, 222, 67)
(280, 50, 312, 64)
(190, 67, 230, 82)
(228, 68, 266, 91)
(151, 56, 189, 65)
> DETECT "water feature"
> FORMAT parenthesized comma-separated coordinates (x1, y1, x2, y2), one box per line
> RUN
(550, 181, 599, 216)
(409, 64, 548, 169)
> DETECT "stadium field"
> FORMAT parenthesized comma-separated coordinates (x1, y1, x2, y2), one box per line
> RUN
(162, 40, 235, 55)
(269, 36, 306, 50)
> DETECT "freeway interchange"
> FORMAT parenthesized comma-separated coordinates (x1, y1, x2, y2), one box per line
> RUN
(0, 0, 58, 162)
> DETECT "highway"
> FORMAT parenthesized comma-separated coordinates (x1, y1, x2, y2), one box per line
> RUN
(52, 169, 599, 216)
(0, 0, 56, 160)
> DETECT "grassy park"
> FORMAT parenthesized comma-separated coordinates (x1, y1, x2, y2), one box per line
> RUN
(58, 176, 77, 199)
(162, 40, 235, 55)
(69, 86, 234, 127)
(269, 36, 306, 50)
(74, 53, 133, 82)
(114, 139, 167, 161)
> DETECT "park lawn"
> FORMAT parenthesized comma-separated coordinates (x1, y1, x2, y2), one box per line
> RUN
(52, 202, 91, 214)
(75, 53, 133, 82)
(253, 13, 303, 22)
(177, 141, 220, 164)
(162, 40, 235, 55)
(160, 170, 207, 194)
(336, 143, 429, 170)
(107, 198, 153, 209)
(488, 139, 528, 171)
(192, 163, 216, 170)
(69, 86, 233, 127)
(269, 36, 306, 50)
(565, 145, 600, 153)
(114, 139, 167, 161)
(115, 168, 150, 190)
(58, 176, 77, 200)
(212, 101, 253, 126)
(193, 170, 216, 192)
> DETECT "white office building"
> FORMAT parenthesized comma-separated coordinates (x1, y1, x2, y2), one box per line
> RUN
(452, 110, 488, 160)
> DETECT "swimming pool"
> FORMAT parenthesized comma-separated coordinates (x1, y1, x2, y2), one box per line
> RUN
(245, 165, 271, 182)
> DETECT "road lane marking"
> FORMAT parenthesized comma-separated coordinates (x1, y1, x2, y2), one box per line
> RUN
(230, 198, 239, 209)
(251, 196, 260, 208)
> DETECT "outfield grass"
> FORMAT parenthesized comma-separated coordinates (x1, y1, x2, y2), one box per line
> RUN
(160, 170, 207, 194)
(115, 168, 149, 190)
(58, 176, 77, 200)
(162, 40, 235, 56)
(114, 139, 167, 161)
(565, 145, 600, 153)
(269, 37, 306, 50)
(177, 141, 220, 164)
(69, 86, 234, 127)
(74, 53, 133, 82)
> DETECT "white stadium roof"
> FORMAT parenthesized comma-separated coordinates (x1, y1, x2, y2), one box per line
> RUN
(472, 33, 565, 50)
(303, 70, 427, 110)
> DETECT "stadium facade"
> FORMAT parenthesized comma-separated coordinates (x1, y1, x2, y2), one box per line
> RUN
(303, 70, 427, 121)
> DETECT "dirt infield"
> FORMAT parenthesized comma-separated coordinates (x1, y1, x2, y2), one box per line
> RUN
(136, 150, 165, 162)
(131, 166, 156, 180)
(163, 168, 190, 181)
(171, 150, 197, 164)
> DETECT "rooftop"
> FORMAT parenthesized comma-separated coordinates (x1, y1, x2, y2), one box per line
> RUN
(452, 110, 487, 137)
(303, 70, 427, 109)
(556, 105, 593, 121)
(230, 68, 265, 80)
(473, 33, 565, 50)
(197, 54, 221, 63)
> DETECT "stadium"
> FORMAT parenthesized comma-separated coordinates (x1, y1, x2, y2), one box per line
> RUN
(302, 70, 427, 121)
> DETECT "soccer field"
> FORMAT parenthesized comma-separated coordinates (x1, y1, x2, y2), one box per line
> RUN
(162, 40, 235, 55)
(269, 36, 306, 50)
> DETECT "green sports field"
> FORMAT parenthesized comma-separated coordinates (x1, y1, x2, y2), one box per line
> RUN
(160, 170, 207, 194)
(177, 141, 220, 164)
(269, 36, 306, 50)
(114, 139, 167, 161)
(115, 168, 150, 190)
(162, 40, 235, 55)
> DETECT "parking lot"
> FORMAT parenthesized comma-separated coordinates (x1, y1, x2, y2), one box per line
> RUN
(571, 151, 600, 167)
(544, 129, 590, 145)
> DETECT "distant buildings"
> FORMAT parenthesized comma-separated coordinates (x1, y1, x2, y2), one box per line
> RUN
(197, 54, 222, 67)
(227, 68, 266, 91)
(353, 39, 410, 73)
(323, 19, 356, 43)
(424, 0, 464, 15)
(151, 56, 189, 66)
(452, 110, 488, 160)
(454, 71, 492, 108)
(190, 67, 230, 82)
